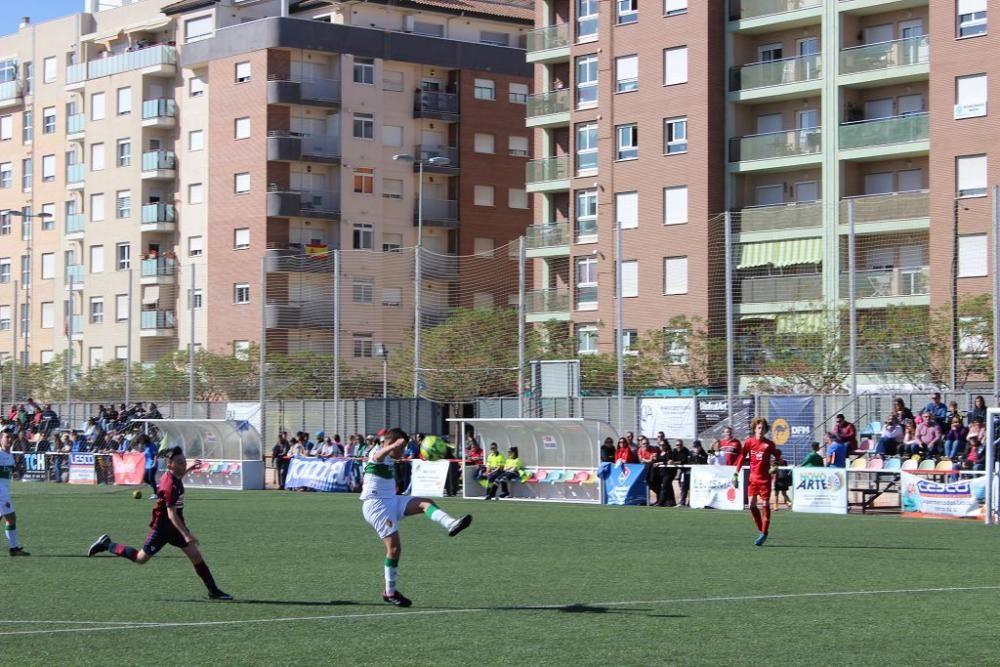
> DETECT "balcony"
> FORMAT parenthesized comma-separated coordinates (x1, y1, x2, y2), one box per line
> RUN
(423, 252, 459, 281)
(141, 150, 176, 180)
(65, 214, 85, 240)
(0, 80, 23, 109)
(66, 45, 177, 86)
(730, 0, 822, 31)
(526, 89, 571, 128)
(66, 113, 85, 139)
(526, 155, 571, 193)
(839, 113, 928, 158)
(141, 98, 177, 128)
(66, 163, 85, 190)
(526, 288, 570, 322)
(840, 267, 929, 302)
(267, 189, 341, 220)
(839, 191, 929, 229)
(525, 223, 570, 257)
(140, 310, 176, 337)
(266, 76, 341, 108)
(140, 258, 177, 285)
(840, 35, 929, 86)
(67, 315, 83, 341)
(413, 145, 458, 173)
(418, 199, 459, 228)
(739, 273, 822, 304)
(736, 201, 822, 235)
(414, 91, 459, 122)
(729, 54, 821, 102)
(728, 128, 821, 170)
(526, 24, 571, 63)
(264, 247, 336, 274)
(140, 203, 176, 232)
(266, 131, 341, 164)
(66, 265, 85, 289)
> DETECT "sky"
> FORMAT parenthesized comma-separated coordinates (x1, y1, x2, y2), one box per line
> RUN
(0, 1, 82, 37)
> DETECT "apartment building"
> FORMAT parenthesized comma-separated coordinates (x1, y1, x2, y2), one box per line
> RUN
(0, 0, 533, 377)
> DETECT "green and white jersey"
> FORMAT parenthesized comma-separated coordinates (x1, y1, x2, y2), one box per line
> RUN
(359, 449, 396, 500)
(0, 449, 13, 491)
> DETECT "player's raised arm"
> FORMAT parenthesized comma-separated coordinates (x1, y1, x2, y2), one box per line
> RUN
(371, 436, 406, 462)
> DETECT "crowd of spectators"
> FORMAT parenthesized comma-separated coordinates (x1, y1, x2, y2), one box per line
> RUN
(871, 393, 990, 470)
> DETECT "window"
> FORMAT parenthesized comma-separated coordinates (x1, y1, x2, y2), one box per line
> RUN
(115, 190, 131, 218)
(88, 347, 104, 369)
(353, 167, 374, 194)
(382, 125, 403, 147)
(664, 117, 688, 154)
(353, 223, 374, 250)
(114, 346, 127, 361)
(90, 193, 105, 222)
(382, 233, 403, 252)
(89, 297, 104, 324)
(40, 303, 53, 329)
(234, 117, 250, 140)
(664, 186, 688, 225)
(576, 55, 598, 108)
(42, 154, 56, 182)
(955, 74, 988, 118)
(509, 136, 529, 157)
(576, 188, 598, 239)
(20, 208, 31, 241)
(353, 56, 374, 84)
(474, 185, 495, 206)
(663, 256, 688, 294)
(383, 178, 403, 200)
(958, 0, 987, 37)
(234, 172, 250, 194)
(43, 56, 56, 84)
(41, 253, 54, 279)
(116, 87, 131, 115)
(509, 188, 529, 209)
(185, 15, 213, 43)
(576, 122, 598, 174)
(576, 324, 599, 355)
(509, 82, 529, 104)
(235, 61, 251, 83)
(188, 235, 204, 257)
(353, 333, 374, 358)
(616, 55, 638, 92)
(21, 157, 30, 191)
(91, 93, 105, 121)
(663, 328, 689, 365)
(474, 133, 495, 153)
(616, 123, 638, 160)
(190, 289, 203, 310)
(234, 283, 250, 304)
(578, 0, 599, 39)
(116, 139, 131, 167)
(189, 129, 204, 151)
(0, 162, 9, 189)
(664, 46, 689, 85)
(20, 254, 29, 286)
(0, 115, 10, 141)
(352, 112, 374, 139)
(42, 203, 55, 230)
(621, 260, 639, 297)
(575, 256, 598, 309)
(116, 294, 129, 321)
(382, 287, 402, 306)
(413, 21, 444, 36)
(42, 106, 56, 133)
(958, 233, 988, 277)
(480, 30, 509, 46)
(234, 227, 250, 250)
(352, 277, 374, 303)
(22, 111, 31, 143)
(664, 0, 687, 16)
(90, 245, 104, 273)
(957, 154, 987, 197)
(383, 70, 404, 92)
(617, 0, 638, 24)
(616, 191, 638, 229)
(116, 242, 130, 270)
(474, 238, 495, 257)
(189, 75, 206, 97)
(0, 258, 8, 283)
(474, 78, 495, 100)
(0, 211, 7, 235)
(189, 182, 204, 204)
(0, 305, 10, 330)
(91, 142, 105, 171)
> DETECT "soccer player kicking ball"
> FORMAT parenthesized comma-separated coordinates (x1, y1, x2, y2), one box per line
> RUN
(0, 434, 29, 556)
(362, 427, 472, 607)
(733, 417, 786, 547)
(87, 446, 231, 600)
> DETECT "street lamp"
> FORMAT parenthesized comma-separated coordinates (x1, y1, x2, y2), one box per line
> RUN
(6, 210, 52, 400)
(376, 343, 390, 427)
(391, 153, 451, 246)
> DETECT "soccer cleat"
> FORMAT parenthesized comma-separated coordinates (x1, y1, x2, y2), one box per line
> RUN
(208, 589, 233, 601)
(447, 514, 472, 537)
(87, 534, 111, 557)
(9, 546, 29, 557)
(754, 533, 768, 547)
(382, 590, 412, 607)
(149, 494, 158, 500)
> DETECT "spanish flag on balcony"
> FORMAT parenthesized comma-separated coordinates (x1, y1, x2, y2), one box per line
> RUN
(304, 243, 329, 257)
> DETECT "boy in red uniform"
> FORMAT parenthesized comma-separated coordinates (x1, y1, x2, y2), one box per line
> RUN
(733, 417, 785, 546)
(86, 446, 231, 600)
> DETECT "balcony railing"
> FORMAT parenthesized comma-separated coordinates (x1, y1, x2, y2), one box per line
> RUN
(415, 144, 458, 167)
(142, 150, 176, 171)
(140, 310, 176, 330)
(414, 90, 459, 118)
(840, 267, 929, 299)
(66, 113, 85, 134)
(526, 288, 570, 315)
(526, 155, 571, 184)
(729, 127, 821, 162)
(740, 273, 822, 303)
(730, 53, 821, 91)
(730, 0, 822, 20)
(839, 190, 929, 224)
(737, 201, 822, 233)
(839, 113, 928, 150)
(419, 198, 459, 224)
(0, 80, 23, 103)
(65, 265, 85, 283)
(68, 315, 83, 335)
(267, 189, 341, 219)
(266, 75, 342, 106)
(840, 35, 930, 75)
(141, 203, 176, 224)
(66, 45, 177, 84)
(525, 23, 571, 53)
(65, 214, 85, 235)
(141, 258, 176, 278)
(525, 223, 570, 250)
(66, 163, 85, 184)
(526, 89, 571, 118)
(141, 98, 176, 120)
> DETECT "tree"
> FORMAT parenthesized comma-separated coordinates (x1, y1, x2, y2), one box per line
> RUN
(742, 310, 849, 394)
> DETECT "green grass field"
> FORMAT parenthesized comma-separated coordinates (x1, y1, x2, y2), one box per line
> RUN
(4, 484, 1000, 666)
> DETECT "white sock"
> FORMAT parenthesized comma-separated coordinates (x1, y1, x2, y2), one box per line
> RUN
(384, 558, 398, 595)
(427, 506, 454, 529)
(4, 528, 17, 548)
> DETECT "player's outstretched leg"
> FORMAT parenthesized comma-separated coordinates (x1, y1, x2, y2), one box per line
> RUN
(405, 497, 472, 537)
(3, 513, 28, 556)
(181, 543, 231, 600)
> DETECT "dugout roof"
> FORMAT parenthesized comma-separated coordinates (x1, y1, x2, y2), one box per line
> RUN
(140, 419, 262, 461)
(453, 418, 616, 469)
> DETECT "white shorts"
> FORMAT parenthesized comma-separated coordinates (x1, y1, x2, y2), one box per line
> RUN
(0, 489, 12, 516)
(362, 495, 413, 540)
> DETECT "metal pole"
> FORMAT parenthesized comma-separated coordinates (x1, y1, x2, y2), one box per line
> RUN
(125, 268, 132, 404)
(414, 161, 423, 399)
(993, 185, 1000, 406)
(517, 236, 526, 419)
(66, 274, 73, 407)
(11, 280, 17, 401)
(188, 263, 195, 411)
(259, 258, 267, 443)
(952, 198, 960, 391)
(615, 219, 624, 433)
(333, 249, 341, 435)
(987, 409, 996, 525)
(382, 351, 388, 428)
(724, 212, 735, 425)
(848, 199, 858, 406)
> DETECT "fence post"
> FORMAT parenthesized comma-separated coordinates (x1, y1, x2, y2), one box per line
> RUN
(517, 236, 526, 419)
(993, 185, 1000, 406)
(724, 211, 735, 425)
(188, 263, 196, 412)
(848, 198, 858, 407)
(125, 268, 132, 405)
(333, 249, 340, 437)
(259, 257, 267, 444)
(11, 280, 16, 401)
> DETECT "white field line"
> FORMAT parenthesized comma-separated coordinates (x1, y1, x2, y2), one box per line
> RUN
(1, 585, 997, 638)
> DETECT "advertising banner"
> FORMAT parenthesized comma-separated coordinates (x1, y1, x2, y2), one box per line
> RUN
(639, 398, 696, 440)
(112, 452, 145, 486)
(689, 465, 743, 510)
(900, 471, 987, 519)
(285, 457, 360, 493)
(409, 460, 450, 497)
(696, 397, 756, 437)
(225, 402, 263, 436)
(600, 462, 648, 505)
(792, 467, 848, 514)
(69, 452, 97, 485)
(14, 453, 47, 481)
(766, 396, 815, 463)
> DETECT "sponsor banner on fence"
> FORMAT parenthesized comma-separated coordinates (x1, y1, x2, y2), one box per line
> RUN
(690, 465, 743, 510)
(184, 460, 246, 489)
(600, 462, 648, 506)
(900, 471, 986, 519)
(69, 452, 97, 485)
(226, 402, 262, 436)
(767, 396, 814, 463)
(285, 457, 360, 493)
(792, 467, 847, 514)
(696, 398, 755, 437)
(15, 453, 47, 481)
(640, 398, 696, 440)
(409, 460, 450, 497)
(112, 452, 145, 486)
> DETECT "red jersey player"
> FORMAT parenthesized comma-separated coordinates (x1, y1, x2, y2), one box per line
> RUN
(733, 417, 785, 546)
(717, 427, 741, 466)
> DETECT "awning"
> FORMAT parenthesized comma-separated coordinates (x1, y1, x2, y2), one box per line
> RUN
(739, 314, 777, 321)
(737, 238, 823, 269)
(141, 285, 160, 305)
(775, 311, 824, 334)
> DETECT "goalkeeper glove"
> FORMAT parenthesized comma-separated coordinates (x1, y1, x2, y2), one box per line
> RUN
(731, 473, 739, 489)
(770, 464, 780, 475)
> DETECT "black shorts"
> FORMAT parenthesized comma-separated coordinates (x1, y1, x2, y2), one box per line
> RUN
(142, 525, 188, 556)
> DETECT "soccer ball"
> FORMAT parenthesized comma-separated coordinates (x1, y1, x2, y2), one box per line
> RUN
(132, 490, 143, 500)
(420, 435, 448, 461)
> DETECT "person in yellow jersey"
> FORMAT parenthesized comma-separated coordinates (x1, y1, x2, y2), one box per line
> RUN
(485, 447, 525, 500)
(477, 442, 506, 487)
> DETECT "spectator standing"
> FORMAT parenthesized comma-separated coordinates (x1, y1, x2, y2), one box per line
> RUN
(637, 436, 657, 464)
(893, 398, 914, 424)
(969, 395, 988, 426)
(772, 448, 792, 510)
(331, 434, 344, 457)
(670, 439, 691, 507)
(272, 433, 290, 490)
(139, 434, 160, 499)
(690, 441, 708, 465)
(403, 435, 420, 459)
(800, 442, 824, 467)
(922, 393, 949, 430)
(833, 414, 858, 454)
(824, 433, 846, 467)
(875, 415, 903, 456)
(288, 437, 305, 458)
(599, 437, 616, 463)
(717, 427, 742, 465)
(614, 438, 637, 464)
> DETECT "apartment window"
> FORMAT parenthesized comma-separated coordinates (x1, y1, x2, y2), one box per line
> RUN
(21, 157, 30, 191)
(0, 115, 10, 141)
(578, 0, 599, 39)
(116, 294, 129, 321)
(474, 78, 495, 101)
(576, 123, 599, 174)
(616, 191, 638, 229)
(576, 55, 598, 108)
(189, 182, 204, 204)
(958, 233, 988, 277)
(38, 155, 54, 183)
(234, 283, 250, 304)
(234, 117, 250, 140)
(413, 21, 444, 36)
(509, 136, 529, 157)
(663, 256, 688, 294)
(22, 61, 32, 96)
(42, 203, 55, 230)
(664, 46, 689, 85)
(188, 235, 204, 257)
(616, 55, 638, 92)
(664, 328, 689, 365)
(382, 124, 403, 147)
(621, 260, 639, 298)
(114, 346, 127, 361)
(190, 289, 203, 310)
(116, 87, 132, 115)
(41, 253, 54, 279)
(576, 188, 598, 240)
(91, 93, 105, 121)
(664, 117, 688, 154)
(89, 297, 104, 324)
(955, 74, 988, 118)
(509, 188, 529, 209)
(382, 233, 403, 252)
(234, 227, 250, 250)
(383, 178, 403, 200)
(352, 112, 374, 139)
(185, 15, 213, 43)
(189, 75, 206, 97)
(40, 302, 53, 329)
(353, 56, 374, 84)
(353, 167, 374, 194)
(576, 324, 599, 355)
(234, 172, 250, 194)
(664, 185, 688, 225)
(116, 242, 130, 270)
(575, 256, 598, 309)
(235, 61, 251, 83)
(383, 70, 404, 92)
(664, 0, 687, 16)
(480, 30, 509, 46)
(43, 56, 56, 84)
(90, 245, 104, 274)
(116, 190, 131, 218)
(91, 143, 105, 171)
(474, 238, 495, 257)
(20, 208, 31, 241)
(382, 287, 402, 306)
(0, 162, 10, 189)
(617, 0, 638, 24)
(957, 154, 987, 197)
(20, 254, 29, 286)
(0, 259, 8, 283)
(42, 106, 56, 133)
(616, 124, 638, 160)
(189, 130, 204, 151)
(353, 223, 374, 250)
(509, 82, 529, 104)
(958, 0, 987, 37)
(22, 111, 31, 143)
(353, 333, 374, 358)
(474, 185, 495, 206)
(352, 277, 374, 303)
(91, 193, 105, 222)
(116, 139, 131, 167)
(474, 132, 496, 153)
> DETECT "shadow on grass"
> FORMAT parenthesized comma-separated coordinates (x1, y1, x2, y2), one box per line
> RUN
(494, 603, 687, 618)
(173, 599, 373, 607)
(767, 545, 949, 551)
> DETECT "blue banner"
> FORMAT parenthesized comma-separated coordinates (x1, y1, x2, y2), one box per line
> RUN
(767, 396, 814, 464)
(599, 463, 647, 506)
(285, 457, 361, 492)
